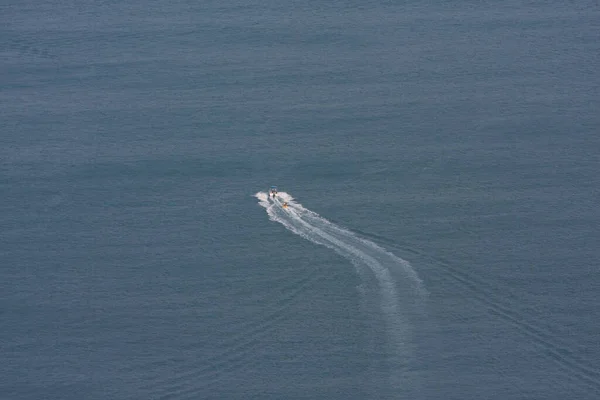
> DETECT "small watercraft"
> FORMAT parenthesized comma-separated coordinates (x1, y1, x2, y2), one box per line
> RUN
(269, 186, 278, 198)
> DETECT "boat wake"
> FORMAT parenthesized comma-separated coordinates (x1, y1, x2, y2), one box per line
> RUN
(255, 191, 426, 390)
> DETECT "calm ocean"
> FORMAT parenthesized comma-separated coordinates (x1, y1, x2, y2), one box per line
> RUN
(2, 0, 599, 399)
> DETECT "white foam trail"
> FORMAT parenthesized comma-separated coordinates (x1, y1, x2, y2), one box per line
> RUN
(255, 191, 425, 388)
(256, 191, 424, 292)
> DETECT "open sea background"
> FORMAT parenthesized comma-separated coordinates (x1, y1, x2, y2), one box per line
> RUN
(2, 0, 599, 399)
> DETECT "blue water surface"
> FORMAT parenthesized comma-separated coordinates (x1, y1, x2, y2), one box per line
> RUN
(2, 0, 600, 399)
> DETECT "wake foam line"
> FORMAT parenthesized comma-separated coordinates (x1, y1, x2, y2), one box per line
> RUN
(256, 191, 425, 385)
(381, 237, 600, 393)
(257, 191, 424, 290)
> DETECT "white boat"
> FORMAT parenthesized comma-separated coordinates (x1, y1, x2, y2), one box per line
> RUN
(269, 186, 278, 198)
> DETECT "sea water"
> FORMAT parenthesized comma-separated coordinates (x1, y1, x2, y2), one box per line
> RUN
(2, 0, 600, 399)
